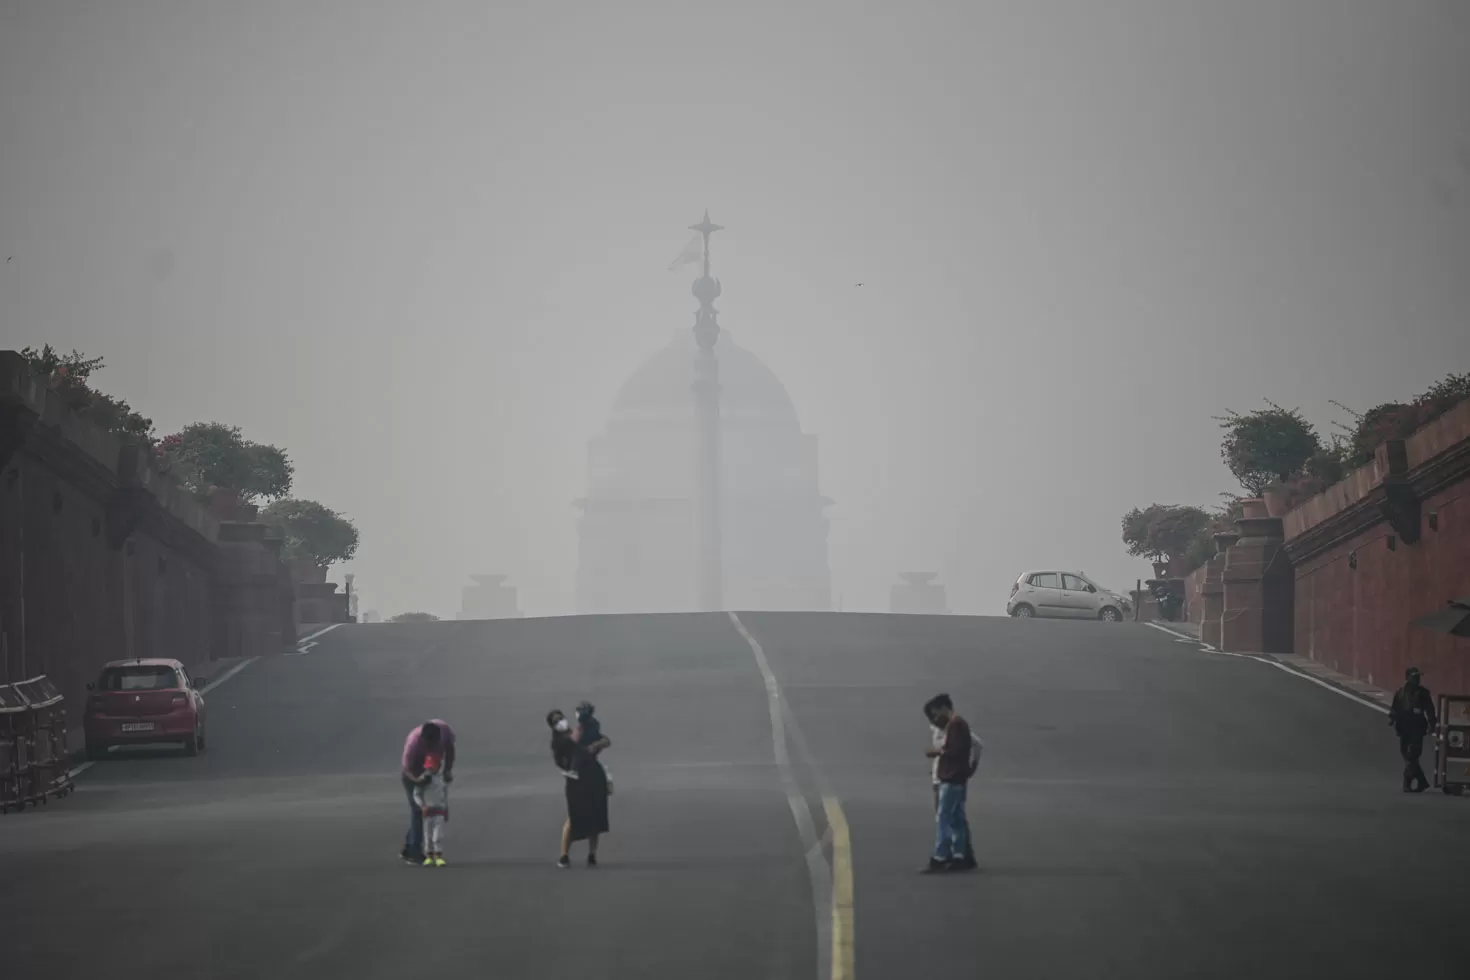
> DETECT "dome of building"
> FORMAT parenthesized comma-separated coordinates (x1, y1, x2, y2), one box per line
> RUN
(575, 239, 831, 616)
(609, 329, 801, 428)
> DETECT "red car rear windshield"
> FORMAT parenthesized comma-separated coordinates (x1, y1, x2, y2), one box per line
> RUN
(98, 666, 180, 691)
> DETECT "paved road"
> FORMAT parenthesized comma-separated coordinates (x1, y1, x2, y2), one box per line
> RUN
(2, 613, 1467, 979)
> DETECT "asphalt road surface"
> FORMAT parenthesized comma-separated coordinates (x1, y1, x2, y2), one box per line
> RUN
(3, 612, 1468, 980)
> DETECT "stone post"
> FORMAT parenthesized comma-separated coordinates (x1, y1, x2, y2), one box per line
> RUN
(1220, 500, 1294, 654)
(1199, 531, 1238, 648)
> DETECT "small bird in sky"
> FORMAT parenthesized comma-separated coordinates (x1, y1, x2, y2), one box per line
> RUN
(854, 282, 863, 287)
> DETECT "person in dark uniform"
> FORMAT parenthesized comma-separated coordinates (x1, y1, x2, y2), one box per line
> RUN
(1388, 667, 1437, 793)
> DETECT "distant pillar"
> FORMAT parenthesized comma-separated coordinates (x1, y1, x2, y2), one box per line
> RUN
(1221, 501, 1294, 654)
(460, 574, 522, 620)
(890, 572, 949, 614)
(1199, 531, 1238, 648)
(689, 210, 725, 612)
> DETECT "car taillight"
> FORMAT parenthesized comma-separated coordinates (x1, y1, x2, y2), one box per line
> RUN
(171, 693, 189, 707)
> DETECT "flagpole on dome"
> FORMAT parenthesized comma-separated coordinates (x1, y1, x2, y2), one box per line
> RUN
(688, 209, 725, 612)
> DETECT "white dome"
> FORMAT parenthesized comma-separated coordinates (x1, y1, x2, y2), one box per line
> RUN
(609, 330, 800, 428)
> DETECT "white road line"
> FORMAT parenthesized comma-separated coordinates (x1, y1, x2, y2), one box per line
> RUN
(1261, 659, 1390, 715)
(1142, 621, 1390, 714)
(201, 657, 259, 694)
(1144, 621, 1220, 652)
(69, 653, 263, 779)
(728, 611, 833, 980)
(296, 623, 344, 645)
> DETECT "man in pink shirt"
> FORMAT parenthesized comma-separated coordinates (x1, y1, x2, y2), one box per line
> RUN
(400, 719, 456, 864)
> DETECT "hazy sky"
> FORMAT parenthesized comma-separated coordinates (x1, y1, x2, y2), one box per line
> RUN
(2, 1, 1467, 618)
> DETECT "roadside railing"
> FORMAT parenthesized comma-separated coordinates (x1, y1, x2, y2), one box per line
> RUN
(0, 675, 74, 813)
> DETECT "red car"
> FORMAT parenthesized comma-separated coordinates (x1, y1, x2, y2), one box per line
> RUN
(83, 658, 208, 760)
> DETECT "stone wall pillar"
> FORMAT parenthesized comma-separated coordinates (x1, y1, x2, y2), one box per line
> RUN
(1199, 531, 1237, 648)
(213, 522, 290, 659)
(1221, 500, 1294, 654)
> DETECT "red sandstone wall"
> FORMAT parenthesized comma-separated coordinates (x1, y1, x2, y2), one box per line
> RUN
(1, 452, 216, 724)
(1287, 399, 1470, 695)
(1, 350, 292, 729)
(1293, 484, 1470, 693)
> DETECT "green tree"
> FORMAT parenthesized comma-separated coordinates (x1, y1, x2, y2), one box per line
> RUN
(1120, 503, 1212, 569)
(260, 498, 360, 567)
(1216, 401, 1321, 496)
(389, 612, 440, 623)
(19, 345, 155, 445)
(159, 422, 293, 503)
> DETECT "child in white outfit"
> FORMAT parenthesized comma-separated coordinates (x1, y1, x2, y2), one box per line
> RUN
(414, 753, 449, 866)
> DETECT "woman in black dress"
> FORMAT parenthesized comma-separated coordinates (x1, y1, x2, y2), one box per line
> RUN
(546, 708, 611, 868)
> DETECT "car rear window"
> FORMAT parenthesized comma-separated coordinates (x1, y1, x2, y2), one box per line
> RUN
(98, 666, 180, 691)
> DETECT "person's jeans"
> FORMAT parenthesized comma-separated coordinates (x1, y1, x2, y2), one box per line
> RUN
(934, 783, 976, 863)
(402, 777, 423, 856)
(933, 781, 968, 861)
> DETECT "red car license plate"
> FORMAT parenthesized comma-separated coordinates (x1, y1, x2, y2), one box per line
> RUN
(120, 722, 155, 733)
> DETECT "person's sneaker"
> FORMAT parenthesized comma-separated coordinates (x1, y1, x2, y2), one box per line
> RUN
(953, 857, 978, 871)
(422, 855, 435, 866)
(402, 851, 424, 865)
(556, 854, 571, 869)
(587, 853, 598, 867)
(433, 856, 447, 867)
(918, 858, 953, 875)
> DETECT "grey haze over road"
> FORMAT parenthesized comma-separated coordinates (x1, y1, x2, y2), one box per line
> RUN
(2, 613, 1466, 979)
(3, 2, 1468, 616)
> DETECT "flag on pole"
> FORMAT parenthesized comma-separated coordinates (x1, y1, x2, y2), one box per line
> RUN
(667, 233, 703, 272)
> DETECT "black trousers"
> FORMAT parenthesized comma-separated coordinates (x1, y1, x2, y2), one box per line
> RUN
(1399, 734, 1428, 790)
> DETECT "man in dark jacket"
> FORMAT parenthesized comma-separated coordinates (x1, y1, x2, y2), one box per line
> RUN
(1388, 667, 1437, 793)
(921, 693, 976, 873)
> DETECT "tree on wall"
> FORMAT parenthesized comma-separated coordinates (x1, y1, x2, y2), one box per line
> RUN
(259, 499, 359, 568)
(158, 422, 293, 503)
(19, 345, 155, 445)
(1216, 401, 1321, 496)
(1120, 503, 1213, 570)
(389, 612, 439, 623)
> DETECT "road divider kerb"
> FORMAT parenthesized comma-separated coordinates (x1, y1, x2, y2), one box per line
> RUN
(728, 611, 843, 980)
(824, 796, 855, 980)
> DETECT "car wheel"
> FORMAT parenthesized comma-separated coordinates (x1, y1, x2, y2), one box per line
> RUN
(86, 741, 108, 762)
(197, 728, 207, 752)
(1011, 604, 1035, 619)
(184, 728, 200, 757)
(1099, 607, 1122, 623)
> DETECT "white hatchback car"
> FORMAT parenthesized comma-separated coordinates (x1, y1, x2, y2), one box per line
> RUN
(1006, 570, 1132, 622)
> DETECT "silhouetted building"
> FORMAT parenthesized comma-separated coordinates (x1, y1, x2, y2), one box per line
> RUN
(575, 221, 831, 613)
(459, 574, 522, 620)
(890, 572, 949, 614)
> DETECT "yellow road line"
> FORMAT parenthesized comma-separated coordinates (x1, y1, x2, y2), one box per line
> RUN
(824, 796, 855, 980)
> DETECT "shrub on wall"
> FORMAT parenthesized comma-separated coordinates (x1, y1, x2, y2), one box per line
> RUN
(20, 345, 156, 445)
(1338, 372, 1470, 468)
(260, 499, 359, 567)
(158, 422, 293, 504)
(1121, 503, 1213, 572)
(1216, 401, 1322, 497)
